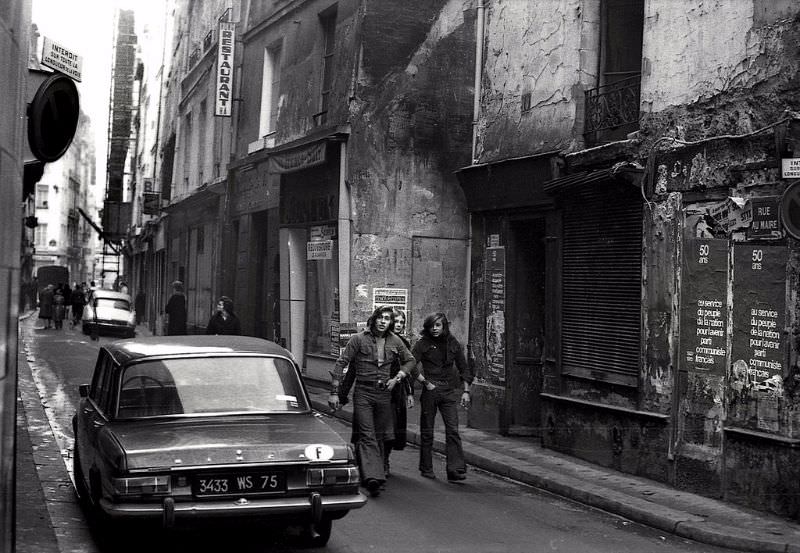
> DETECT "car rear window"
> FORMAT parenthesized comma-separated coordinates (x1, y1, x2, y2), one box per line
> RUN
(96, 298, 130, 310)
(117, 356, 309, 418)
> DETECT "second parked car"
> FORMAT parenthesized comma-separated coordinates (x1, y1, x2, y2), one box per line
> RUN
(82, 289, 136, 338)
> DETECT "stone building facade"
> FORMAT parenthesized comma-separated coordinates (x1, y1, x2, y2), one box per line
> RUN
(459, 0, 800, 518)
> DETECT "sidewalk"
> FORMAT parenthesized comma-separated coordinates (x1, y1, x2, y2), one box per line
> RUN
(302, 378, 800, 553)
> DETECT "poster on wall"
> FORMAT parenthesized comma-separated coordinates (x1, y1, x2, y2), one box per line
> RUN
(730, 244, 787, 397)
(372, 288, 408, 313)
(485, 247, 506, 382)
(680, 238, 729, 375)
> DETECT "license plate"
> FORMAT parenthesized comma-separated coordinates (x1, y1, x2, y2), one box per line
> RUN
(193, 472, 286, 497)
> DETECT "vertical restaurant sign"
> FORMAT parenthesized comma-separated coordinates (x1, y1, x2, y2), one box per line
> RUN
(730, 244, 787, 396)
(215, 21, 235, 117)
(680, 238, 729, 375)
(485, 247, 506, 382)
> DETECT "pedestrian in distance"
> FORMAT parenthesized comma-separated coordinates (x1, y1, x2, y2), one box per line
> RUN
(164, 280, 187, 335)
(53, 285, 66, 330)
(71, 283, 85, 326)
(62, 282, 72, 322)
(38, 284, 54, 329)
(412, 312, 473, 482)
(329, 305, 416, 497)
(134, 289, 146, 325)
(206, 295, 241, 335)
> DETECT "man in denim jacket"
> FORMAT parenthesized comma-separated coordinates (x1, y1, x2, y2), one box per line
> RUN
(328, 305, 416, 496)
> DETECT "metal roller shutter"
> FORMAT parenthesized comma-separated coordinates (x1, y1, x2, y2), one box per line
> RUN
(561, 182, 643, 387)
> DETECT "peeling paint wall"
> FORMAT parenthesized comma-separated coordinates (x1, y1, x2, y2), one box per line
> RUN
(642, 0, 796, 112)
(477, 0, 596, 163)
(346, 0, 474, 327)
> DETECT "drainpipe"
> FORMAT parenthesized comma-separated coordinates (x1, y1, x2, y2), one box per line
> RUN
(471, 0, 486, 165)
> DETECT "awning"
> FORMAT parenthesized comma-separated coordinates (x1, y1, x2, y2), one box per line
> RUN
(542, 162, 644, 195)
(455, 151, 559, 212)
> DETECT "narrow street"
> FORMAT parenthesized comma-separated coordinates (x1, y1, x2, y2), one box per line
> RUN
(17, 314, 739, 553)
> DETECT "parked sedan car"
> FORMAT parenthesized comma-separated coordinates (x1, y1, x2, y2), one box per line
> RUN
(72, 336, 365, 545)
(82, 289, 136, 338)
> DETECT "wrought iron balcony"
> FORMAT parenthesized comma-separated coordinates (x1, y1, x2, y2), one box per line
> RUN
(584, 74, 641, 144)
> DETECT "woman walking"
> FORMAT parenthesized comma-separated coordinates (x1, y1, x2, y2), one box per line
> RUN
(412, 312, 473, 481)
(383, 308, 415, 477)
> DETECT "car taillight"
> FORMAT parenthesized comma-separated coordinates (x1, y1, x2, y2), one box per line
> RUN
(307, 466, 360, 486)
(112, 475, 171, 497)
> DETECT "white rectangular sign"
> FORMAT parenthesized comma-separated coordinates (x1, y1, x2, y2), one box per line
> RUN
(782, 158, 800, 179)
(41, 37, 82, 81)
(215, 22, 235, 117)
(307, 240, 333, 260)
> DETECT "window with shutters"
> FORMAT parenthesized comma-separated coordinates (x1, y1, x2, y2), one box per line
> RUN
(560, 181, 643, 387)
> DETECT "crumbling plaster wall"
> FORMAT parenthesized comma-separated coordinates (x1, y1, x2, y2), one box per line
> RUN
(641, 0, 798, 114)
(477, 0, 597, 163)
(346, 0, 474, 322)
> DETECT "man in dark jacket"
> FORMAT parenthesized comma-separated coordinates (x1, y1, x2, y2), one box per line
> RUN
(328, 305, 415, 496)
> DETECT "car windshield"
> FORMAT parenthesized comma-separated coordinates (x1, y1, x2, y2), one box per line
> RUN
(96, 298, 130, 310)
(116, 356, 309, 418)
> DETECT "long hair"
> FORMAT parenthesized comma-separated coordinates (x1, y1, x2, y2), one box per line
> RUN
(420, 312, 449, 338)
(367, 305, 396, 334)
(218, 295, 235, 315)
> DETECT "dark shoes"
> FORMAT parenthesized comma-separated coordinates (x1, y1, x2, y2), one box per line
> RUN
(420, 470, 436, 479)
(447, 471, 466, 482)
(364, 478, 382, 497)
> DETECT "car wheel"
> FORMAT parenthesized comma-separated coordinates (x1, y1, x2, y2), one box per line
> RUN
(304, 517, 332, 548)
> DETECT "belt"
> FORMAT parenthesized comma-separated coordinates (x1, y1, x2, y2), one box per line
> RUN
(427, 379, 452, 386)
(355, 378, 390, 390)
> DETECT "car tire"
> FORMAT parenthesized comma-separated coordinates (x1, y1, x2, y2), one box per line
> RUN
(304, 517, 332, 548)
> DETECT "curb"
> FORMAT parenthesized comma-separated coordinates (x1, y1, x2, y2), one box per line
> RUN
(308, 396, 792, 553)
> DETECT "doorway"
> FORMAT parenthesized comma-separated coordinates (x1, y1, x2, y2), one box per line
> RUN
(505, 218, 546, 436)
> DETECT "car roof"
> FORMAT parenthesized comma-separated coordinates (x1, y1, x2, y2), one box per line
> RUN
(102, 335, 295, 365)
(93, 290, 131, 300)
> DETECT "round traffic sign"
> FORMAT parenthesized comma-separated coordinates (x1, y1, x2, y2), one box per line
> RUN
(781, 180, 800, 240)
(27, 73, 80, 162)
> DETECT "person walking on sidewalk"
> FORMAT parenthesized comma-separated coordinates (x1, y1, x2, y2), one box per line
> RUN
(383, 308, 415, 477)
(206, 296, 241, 335)
(412, 312, 473, 482)
(164, 281, 187, 335)
(71, 283, 84, 327)
(38, 284, 54, 329)
(328, 305, 416, 497)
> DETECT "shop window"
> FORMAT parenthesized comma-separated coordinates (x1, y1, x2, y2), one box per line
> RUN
(560, 181, 643, 387)
(305, 225, 338, 356)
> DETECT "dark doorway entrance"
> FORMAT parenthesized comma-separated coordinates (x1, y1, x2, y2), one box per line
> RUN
(253, 211, 280, 342)
(505, 218, 546, 436)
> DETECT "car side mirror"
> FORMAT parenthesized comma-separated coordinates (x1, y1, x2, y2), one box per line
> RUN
(78, 384, 90, 398)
